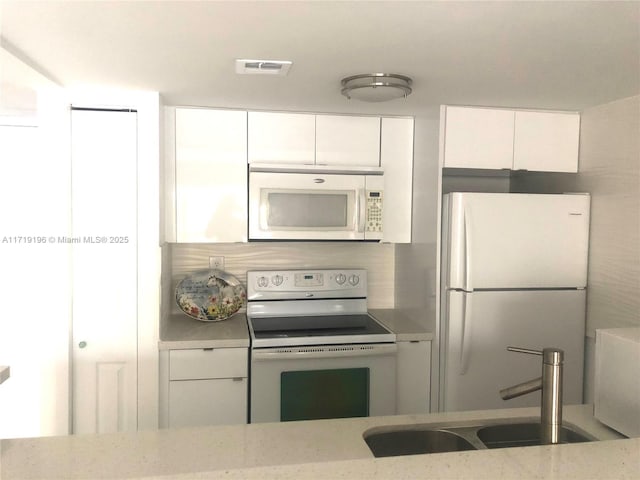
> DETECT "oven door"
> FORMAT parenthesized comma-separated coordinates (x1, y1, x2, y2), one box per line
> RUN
(250, 343, 397, 423)
(249, 172, 367, 240)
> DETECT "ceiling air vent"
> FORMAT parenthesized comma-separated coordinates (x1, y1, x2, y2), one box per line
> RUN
(235, 59, 292, 75)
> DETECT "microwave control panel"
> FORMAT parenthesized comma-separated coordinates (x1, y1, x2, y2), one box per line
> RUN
(366, 190, 383, 233)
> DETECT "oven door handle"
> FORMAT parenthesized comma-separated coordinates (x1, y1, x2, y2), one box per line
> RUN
(251, 344, 397, 361)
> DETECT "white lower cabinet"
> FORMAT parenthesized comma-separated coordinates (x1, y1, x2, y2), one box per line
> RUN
(160, 347, 248, 428)
(396, 340, 431, 414)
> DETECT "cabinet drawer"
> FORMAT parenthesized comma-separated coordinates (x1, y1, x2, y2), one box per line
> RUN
(169, 378, 248, 427)
(169, 348, 247, 380)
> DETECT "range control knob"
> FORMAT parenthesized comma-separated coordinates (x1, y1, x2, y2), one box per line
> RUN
(349, 274, 360, 286)
(335, 273, 347, 285)
(271, 274, 284, 286)
(257, 276, 269, 288)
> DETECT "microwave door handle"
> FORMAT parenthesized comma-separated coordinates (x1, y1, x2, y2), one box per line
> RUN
(357, 189, 366, 233)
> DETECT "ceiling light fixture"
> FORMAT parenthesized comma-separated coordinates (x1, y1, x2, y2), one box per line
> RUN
(341, 73, 413, 102)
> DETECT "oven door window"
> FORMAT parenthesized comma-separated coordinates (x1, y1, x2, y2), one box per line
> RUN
(263, 190, 355, 231)
(280, 368, 369, 422)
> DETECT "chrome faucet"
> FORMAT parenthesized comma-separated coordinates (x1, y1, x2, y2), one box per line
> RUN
(499, 347, 564, 445)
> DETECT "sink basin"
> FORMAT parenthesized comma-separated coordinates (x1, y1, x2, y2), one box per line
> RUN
(363, 418, 596, 457)
(364, 429, 478, 457)
(477, 422, 594, 449)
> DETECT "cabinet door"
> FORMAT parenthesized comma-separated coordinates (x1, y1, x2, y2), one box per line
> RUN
(169, 378, 247, 428)
(175, 108, 247, 242)
(380, 117, 413, 243)
(397, 341, 431, 414)
(513, 111, 580, 172)
(248, 111, 315, 164)
(316, 115, 380, 166)
(443, 106, 514, 169)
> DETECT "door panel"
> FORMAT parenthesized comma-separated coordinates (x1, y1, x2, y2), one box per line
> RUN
(71, 110, 137, 434)
(96, 362, 128, 433)
(248, 111, 315, 165)
(175, 108, 248, 242)
(442, 290, 585, 412)
(445, 192, 590, 290)
(316, 115, 380, 167)
(443, 106, 514, 169)
(513, 111, 580, 173)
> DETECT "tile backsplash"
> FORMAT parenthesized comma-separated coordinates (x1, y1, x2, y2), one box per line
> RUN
(168, 242, 395, 314)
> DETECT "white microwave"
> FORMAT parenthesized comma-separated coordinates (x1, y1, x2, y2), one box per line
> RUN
(249, 169, 384, 241)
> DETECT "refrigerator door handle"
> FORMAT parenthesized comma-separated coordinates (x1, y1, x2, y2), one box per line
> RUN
(460, 294, 473, 375)
(463, 204, 473, 292)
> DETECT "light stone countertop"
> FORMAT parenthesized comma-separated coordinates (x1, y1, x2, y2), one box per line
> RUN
(158, 313, 249, 350)
(158, 309, 432, 350)
(0, 366, 8, 385)
(1, 405, 635, 480)
(369, 309, 434, 341)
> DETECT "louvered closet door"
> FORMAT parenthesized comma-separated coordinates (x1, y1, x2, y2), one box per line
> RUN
(71, 109, 138, 434)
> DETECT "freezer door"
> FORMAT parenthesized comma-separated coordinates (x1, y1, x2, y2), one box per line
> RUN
(441, 290, 585, 412)
(444, 192, 590, 290)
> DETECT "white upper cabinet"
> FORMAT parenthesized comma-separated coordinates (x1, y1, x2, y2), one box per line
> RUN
(316, 115, 381, 167)
(174, 107, 247, 242)
(442, 106, 580, 172)
(248, 112, 381, 168)
(248, 112, 315, 165)
(380, 117, 413, 243)
(443, 106, 515, 169)
(167, 107, 413, 244)
(513, 111, 580, 173)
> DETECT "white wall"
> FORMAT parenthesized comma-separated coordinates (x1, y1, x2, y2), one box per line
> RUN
(394, 106, 441, 326)
(0, 46, 71, 439)
(393, 106, 442, 411)
(577, 95, 640, 335)
(576, 95, 640, 402)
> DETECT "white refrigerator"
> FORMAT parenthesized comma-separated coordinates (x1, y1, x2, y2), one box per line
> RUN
(440, 192, 590, 412)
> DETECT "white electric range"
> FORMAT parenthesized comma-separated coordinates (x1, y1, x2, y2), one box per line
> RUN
(246, 268, 397, 423)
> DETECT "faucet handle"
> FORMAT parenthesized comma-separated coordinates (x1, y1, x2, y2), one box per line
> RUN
(507, 346, 543, 356)
(507, 346, 564, 365)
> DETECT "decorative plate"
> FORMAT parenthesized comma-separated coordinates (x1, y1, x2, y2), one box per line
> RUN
(176, 269, 246, 322)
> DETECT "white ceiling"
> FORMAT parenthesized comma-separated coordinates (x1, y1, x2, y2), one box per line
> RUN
(1, 1, 639, 115)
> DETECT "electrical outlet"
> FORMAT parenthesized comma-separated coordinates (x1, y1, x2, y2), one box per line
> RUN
(209, 256, 224, 270)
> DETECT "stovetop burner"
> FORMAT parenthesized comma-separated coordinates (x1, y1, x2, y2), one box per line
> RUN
(251, 314, 390, 338)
